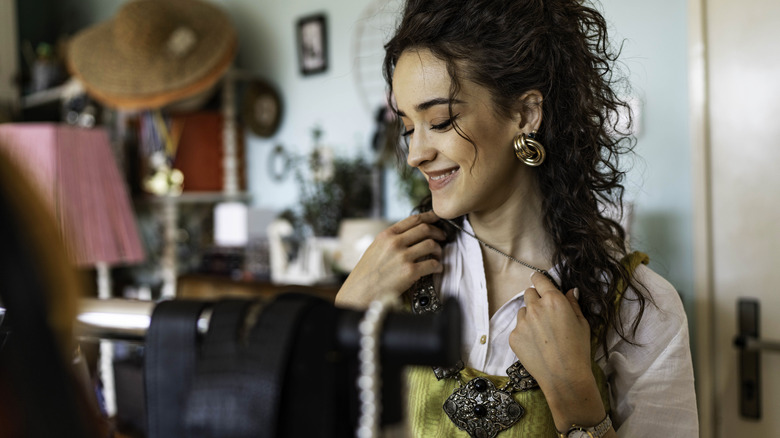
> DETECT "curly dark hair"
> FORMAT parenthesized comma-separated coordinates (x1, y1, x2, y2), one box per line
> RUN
(383, 0, 649, 349)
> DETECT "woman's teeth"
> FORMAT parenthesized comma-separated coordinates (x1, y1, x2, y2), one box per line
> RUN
(430, 169, 456, 181)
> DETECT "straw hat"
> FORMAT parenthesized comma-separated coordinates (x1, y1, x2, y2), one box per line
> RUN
(67, 0, 237, 110)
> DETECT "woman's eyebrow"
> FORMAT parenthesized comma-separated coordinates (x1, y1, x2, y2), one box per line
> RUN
(395, 97, 464, 117)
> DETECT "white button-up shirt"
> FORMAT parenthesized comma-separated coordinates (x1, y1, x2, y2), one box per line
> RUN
(435, 219, 699, 436)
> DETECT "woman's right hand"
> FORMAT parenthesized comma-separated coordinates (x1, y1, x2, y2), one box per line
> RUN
(334, 211, 446, 309)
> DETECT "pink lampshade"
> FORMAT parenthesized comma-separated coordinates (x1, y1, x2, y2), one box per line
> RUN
(0, 123, 144, 267)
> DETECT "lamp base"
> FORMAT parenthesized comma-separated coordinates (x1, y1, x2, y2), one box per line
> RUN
(96, 262, 116, 417)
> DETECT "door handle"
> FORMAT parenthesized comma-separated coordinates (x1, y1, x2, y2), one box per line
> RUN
(733, 298, 780, 420)
(734, 334, 780, 353)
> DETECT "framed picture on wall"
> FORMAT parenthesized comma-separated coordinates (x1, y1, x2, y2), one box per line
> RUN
(296, 14, 328, 76)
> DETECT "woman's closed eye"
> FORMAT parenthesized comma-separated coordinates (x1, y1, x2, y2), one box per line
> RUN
(401, 114, 459, 138)
(431, 115, 458, 132)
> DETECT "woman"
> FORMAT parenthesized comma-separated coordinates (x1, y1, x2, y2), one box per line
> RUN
(336, 0, 698, 436)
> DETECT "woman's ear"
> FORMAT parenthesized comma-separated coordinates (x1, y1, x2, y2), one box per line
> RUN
(515, 90, 543, 132)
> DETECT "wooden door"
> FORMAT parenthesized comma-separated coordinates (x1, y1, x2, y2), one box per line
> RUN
(692, 0, 780, 436)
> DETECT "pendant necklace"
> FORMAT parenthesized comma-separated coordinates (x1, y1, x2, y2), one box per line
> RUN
(409, 219, 557, 438)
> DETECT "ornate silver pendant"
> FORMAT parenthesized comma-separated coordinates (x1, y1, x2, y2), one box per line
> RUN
(443, 377, 524, 438)
(433, 360, 465, 380)
(408, 274, 537, 437)
(505, 361, 538, 391)
(410, 275, 442, 314)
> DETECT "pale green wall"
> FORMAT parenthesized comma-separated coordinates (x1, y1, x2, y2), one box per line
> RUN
(61, 0, 694, 317)
(600, 0, 694, 316)
(221, 0, 397, 216)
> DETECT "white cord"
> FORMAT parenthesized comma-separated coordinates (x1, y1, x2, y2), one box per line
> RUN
(356, 294, 397, 438)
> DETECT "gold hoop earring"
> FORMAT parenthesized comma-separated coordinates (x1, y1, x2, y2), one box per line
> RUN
(513, 131, 546, 166)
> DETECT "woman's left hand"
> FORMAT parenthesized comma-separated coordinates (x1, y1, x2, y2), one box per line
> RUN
(509, 272, 606, 431)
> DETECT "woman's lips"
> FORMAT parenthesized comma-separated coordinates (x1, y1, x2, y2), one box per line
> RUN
(426, 167, 459, 191)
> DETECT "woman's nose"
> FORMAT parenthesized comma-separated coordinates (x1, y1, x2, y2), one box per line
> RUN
(406, 133, 436, 168)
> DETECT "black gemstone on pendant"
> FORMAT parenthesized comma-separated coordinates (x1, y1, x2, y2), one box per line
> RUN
(473, 404, 488, 417)
(473, 378, 488, 393)
(418, 295, 430, 307)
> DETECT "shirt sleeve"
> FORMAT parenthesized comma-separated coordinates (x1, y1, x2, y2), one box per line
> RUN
(597, 265, 699, 437)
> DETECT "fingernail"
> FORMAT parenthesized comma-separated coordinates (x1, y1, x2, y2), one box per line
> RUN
(573, 288, 580, 300)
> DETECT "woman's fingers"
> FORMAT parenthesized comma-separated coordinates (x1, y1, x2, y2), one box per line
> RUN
(529, 271, 559, 296)
(416, 256, 444, 276)
(379, 214, 445, 264)
(388, 211, 440, 235)
(408, 230, 443, 254)
(525, 274, 586, 324)
(398, 222, 446, 247)
(515, 305, 527, 321)
(378, 213, 445, 255)
(565, 288, 585, 318)
(335, 212, 445, 309)
(522, 286, 540, 304)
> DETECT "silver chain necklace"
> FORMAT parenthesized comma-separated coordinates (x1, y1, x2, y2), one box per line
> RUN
(445, 218, 558, 287)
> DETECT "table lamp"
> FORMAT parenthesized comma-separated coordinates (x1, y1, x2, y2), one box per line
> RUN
(0, 123, 145, 417)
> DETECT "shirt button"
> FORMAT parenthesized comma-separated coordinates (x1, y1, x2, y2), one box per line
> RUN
(480, 335, 487, 344)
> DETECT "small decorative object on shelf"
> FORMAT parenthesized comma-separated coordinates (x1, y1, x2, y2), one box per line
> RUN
(267, 217, 340, 286)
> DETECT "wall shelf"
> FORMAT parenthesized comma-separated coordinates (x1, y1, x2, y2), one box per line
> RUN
(139, 191, 252, 205)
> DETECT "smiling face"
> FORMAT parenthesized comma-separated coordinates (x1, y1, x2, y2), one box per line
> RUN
(393, 48, 540, 220)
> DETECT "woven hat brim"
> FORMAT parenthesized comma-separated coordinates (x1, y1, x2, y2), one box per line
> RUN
(70, 38, 236, 110)
(67, 0, 237, 110)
